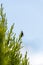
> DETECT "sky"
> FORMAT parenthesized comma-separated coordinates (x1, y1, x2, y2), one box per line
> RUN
(0, 0, 43, 65)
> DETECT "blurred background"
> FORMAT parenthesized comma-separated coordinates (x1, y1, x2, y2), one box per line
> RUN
(0, 0, 43, 65)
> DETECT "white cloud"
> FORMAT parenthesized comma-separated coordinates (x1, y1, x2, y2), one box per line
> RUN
(20, 44, 43, 65)
(30, 52, 43, 65)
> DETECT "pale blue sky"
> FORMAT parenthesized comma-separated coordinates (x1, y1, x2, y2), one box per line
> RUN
(0, 0, 43, 54)
(1, 0, 43, 65)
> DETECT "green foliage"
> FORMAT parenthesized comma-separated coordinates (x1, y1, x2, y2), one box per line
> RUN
(0, 4, 29, 65)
